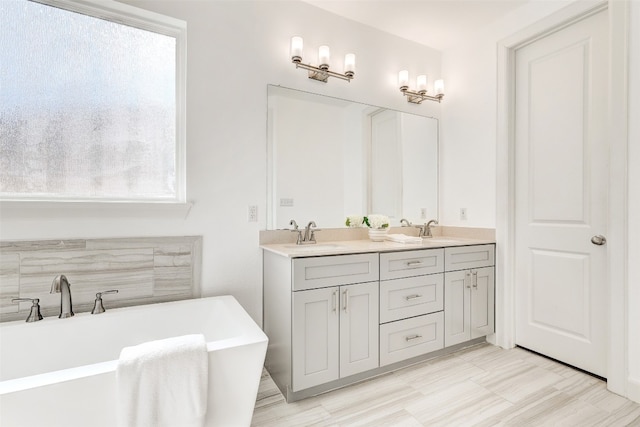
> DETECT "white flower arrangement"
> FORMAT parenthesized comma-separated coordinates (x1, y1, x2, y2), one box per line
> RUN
(345, 215, 364, 228)
(346, 214, 389, 229)
(364, 214, 390, 229)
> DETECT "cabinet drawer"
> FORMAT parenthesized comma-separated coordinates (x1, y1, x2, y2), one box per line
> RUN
(380, 274, 443, 323)
(380, 249, 444, 280)
(445, 244, 495, 272)
(380, 312, 444, 366)
(293, 253, 379, 291)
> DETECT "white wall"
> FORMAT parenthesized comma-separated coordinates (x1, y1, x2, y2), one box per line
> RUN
(0, 0, 441, 324)
(439, 1, 572, 227)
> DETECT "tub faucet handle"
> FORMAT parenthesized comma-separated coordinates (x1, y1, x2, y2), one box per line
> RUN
(12, 298, 44, 323)
(91, 290, 119, 314)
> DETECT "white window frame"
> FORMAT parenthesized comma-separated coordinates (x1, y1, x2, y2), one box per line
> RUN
(3, 0, 187, 204)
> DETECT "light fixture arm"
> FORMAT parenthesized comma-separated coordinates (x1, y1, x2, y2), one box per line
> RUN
(400, 87, 444, 104)
(293, 59, 354, 83)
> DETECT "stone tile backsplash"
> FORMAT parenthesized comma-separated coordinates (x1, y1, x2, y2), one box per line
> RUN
(0, 236, 202, 322)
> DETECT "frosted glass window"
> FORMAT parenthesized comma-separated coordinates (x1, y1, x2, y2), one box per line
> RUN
(0, 0, 181, 201)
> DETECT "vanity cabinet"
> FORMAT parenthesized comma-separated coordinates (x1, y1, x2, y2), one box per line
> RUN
(379, 249, 445, 366)
(263, 241, 495, 402)
(443, 245, 495, 347)
(292, 281, 378, 391)
(264, 251, 379, 397)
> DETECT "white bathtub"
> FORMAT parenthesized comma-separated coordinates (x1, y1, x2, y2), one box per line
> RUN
(0, 295, 268, 427)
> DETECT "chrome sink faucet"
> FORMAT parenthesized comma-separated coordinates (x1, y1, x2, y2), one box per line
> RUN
(290, 219, 303, 244)
(289, 219, 320, 245)
(425, 219, 439, 238)
(303, 221, 318, 244)
(50, 274, 74, 318)
(415, 219, 439, 237)
(400, 218, 412, 227)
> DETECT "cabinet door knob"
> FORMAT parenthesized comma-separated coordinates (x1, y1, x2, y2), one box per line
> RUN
(591, 235, 606, 245)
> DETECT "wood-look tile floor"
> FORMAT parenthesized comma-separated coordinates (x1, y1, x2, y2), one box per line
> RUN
(252, 343, 640, 427)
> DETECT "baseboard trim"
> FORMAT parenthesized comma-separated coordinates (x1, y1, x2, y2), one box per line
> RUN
(628, 377, 640, 404)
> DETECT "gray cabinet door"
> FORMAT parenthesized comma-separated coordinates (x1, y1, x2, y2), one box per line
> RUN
(340, 281, 379, 377)
(292, 287, 339, 391)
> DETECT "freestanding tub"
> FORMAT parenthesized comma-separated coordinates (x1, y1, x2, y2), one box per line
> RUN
(0, 295, 268, 427)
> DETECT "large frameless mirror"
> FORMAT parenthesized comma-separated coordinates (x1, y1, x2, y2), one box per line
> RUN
(267, 85, 438, 229)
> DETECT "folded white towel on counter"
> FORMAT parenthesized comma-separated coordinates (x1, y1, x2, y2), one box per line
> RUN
(386, 234, 423, 244)
(117, 334, 208, 427)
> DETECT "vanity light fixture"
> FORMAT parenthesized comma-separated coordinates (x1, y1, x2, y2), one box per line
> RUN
(291, 36, 355, 83)
(398, 70, 444, 104)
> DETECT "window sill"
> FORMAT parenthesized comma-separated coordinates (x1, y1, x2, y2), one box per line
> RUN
(0, 200, 194, 220)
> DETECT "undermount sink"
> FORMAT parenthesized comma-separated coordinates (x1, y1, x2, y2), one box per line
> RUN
(284, 244, 345, 251)
(422, 238, 461, 244)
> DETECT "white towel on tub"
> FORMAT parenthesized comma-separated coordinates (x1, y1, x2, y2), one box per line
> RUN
(116, 334, 208, 427)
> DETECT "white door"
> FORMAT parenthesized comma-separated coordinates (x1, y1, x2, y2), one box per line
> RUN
(292, 287, 339, 391)
(514, 10, 608, 377)
(339, 281, 379, 377)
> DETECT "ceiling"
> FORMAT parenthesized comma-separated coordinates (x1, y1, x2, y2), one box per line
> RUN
(302, 0, 561, 50)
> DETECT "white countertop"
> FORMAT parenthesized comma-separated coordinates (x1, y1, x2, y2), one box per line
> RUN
(261, 236, 495, 258)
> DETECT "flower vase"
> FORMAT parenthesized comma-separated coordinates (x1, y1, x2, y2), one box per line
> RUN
(368, 228, 388, 242)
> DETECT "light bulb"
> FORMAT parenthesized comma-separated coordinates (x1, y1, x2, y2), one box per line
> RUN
(434, 79, 445, 95)
(344, 53, 356, 77)
(290, 36, 303, 62)
(318, 45, 330, 69)
(417, 75, 427, 93)
(398, 70, 409, 89)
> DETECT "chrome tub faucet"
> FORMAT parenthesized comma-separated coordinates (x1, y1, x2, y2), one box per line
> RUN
(11, 298, 43, 322)
(51, 274, 74, 318)
(92, 289, 119, 314)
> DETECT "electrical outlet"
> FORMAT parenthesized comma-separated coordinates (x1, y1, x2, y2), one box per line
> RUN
(420, 208, 427, 219)
(280, 198, 294, 207)
(248, 205, 258, 222)
(460, 208, 468, 221)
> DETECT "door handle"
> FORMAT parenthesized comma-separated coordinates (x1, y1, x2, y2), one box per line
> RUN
(472, 271, 478, 289)
(342, 289, 348, 313)
(591, 235, 607, 246)
(465, 271, 472, 289)
(332, 290, 338, 313)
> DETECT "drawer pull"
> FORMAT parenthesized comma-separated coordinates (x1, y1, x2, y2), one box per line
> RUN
(405, 294, 422, 301)
(406, 260, 423, 267)
(405, 334, 422, 342)
(472, 271, 478, 289)
(465, 271, 472, 289)
(332, 290, 338, 313)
